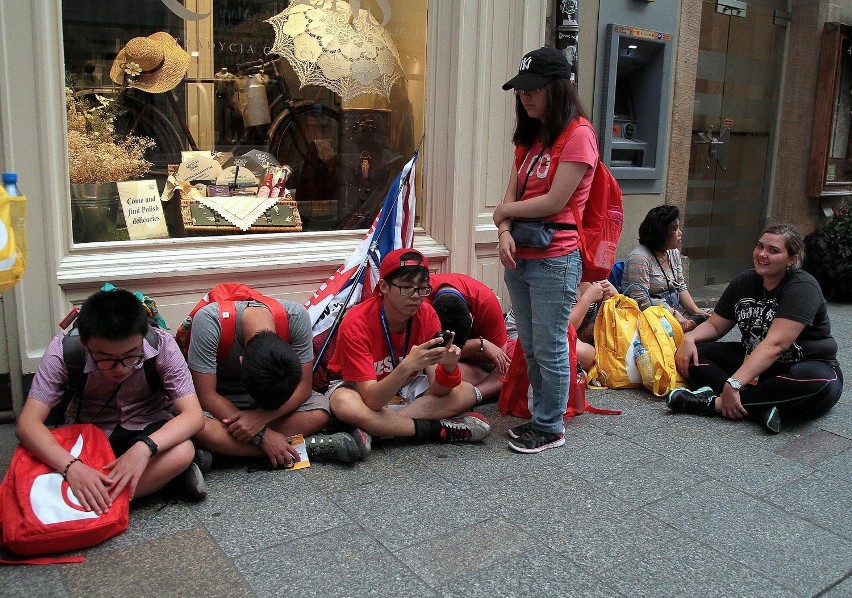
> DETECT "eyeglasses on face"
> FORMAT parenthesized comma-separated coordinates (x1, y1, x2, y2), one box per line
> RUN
(389, 282, 433, 298)
(514, 87, 544, 97)
(91, 353, 144, 371)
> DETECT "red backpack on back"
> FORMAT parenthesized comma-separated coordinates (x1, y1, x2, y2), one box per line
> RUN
(498, 324, 621, 420)
(513, 117, 624, 282)
(0, 424, 130, 563)
(175, 283, 290, 359)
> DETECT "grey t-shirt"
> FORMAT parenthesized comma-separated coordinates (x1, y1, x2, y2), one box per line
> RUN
(186, 299, 314, 397)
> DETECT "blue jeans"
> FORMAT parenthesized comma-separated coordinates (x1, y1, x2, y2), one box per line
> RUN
(505, 251, 581, 434)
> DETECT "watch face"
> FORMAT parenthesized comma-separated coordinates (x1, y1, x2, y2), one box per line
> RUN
(728, 378, 741, 390)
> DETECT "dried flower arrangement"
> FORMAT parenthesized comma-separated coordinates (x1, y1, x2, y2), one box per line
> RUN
(66, 85, 156, 184)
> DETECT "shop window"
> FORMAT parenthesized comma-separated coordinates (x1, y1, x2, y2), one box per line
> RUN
(808, 22, 852, 198)
(62, 0, 426, 243)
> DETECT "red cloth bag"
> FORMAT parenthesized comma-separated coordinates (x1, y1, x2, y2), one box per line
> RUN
(499, 324, 620, 419)
(0, 424, 129, 564)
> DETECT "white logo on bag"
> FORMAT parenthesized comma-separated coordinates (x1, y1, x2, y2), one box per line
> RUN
(0, 219, 18, 271)
(30, 434, 98, 524)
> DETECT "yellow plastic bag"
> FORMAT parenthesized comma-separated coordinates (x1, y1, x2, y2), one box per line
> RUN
(636, 304, 689, 396)
(592, 293, 642, 388)
(0, 187, 27, 293)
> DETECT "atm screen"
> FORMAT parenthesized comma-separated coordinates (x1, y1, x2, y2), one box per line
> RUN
(613, 76, 636, 120)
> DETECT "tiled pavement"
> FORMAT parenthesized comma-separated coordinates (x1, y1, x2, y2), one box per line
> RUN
(0, 299, 850, 597)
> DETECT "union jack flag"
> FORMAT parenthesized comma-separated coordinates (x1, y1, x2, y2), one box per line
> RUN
(305, 152, 418, 383)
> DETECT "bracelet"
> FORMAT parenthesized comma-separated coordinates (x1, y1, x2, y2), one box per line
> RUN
(63, 457, 80, 480)
(498, 229, 510, 237)
(435, 363, 462, 388)
(478, 336, 485, 354)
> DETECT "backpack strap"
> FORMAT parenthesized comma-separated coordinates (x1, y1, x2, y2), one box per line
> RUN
(216, 297, 290, 360)
(57, 325, 162, 425)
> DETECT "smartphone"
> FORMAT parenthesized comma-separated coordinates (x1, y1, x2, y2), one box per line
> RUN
(433, 330, 451, 347)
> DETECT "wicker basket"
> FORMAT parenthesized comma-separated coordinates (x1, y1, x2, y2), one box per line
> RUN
(179, 196, 302, 235)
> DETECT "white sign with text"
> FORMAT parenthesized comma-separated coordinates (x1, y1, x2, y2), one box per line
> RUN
(117, 180, 169, 240)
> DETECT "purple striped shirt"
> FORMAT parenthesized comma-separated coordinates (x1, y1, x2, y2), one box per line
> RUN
(29, 327, 195, 435)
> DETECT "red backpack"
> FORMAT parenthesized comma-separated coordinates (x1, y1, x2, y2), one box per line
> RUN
(513, 116, 624, 282)
(175, 283, 290, 359)
(498, 324, 621, 420)
(0, 424, 130, 564)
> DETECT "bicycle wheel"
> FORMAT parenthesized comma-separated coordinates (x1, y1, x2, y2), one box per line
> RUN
(267, 103, 340, 228)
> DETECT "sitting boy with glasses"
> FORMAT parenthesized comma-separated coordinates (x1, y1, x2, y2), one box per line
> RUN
(16, 288, 207, 515)
(326, 248, 491, 443)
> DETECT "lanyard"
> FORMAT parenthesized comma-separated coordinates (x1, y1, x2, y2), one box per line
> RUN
(652, 251, 675, 292)
(517, 145, 547, 201)
(379, 305, 412, 369)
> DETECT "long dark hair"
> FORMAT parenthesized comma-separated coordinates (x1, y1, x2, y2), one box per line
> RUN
(512, 78, 588, 148)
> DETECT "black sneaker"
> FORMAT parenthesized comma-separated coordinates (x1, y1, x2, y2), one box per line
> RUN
(508, 428, 565, 454)
(174, 462, 207, 502)
(763, 406, 781, 433)
(305, 432, 364, 463)
(439, 412, 491, 442)
(194, 447, 213, 473)
(338, 425, 372, 460)
(666, 386, 717, 415)
(508, 421, 534, 439)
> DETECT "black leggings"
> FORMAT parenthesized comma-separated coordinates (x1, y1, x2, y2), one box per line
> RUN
(687, 342, 843, 418)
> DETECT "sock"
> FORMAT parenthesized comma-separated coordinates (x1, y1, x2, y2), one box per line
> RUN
(413, 419, 442, 441)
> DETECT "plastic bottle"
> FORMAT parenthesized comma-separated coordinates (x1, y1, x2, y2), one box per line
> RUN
(2, 172, 21, 196)
(660, 317, 674, 338)
(633, 338, 655, 388)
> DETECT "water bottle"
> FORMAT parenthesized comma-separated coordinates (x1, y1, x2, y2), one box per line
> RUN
(2, 172, 21, 196)
(633, 338, 655, 388)
(660, 317, 674, 338)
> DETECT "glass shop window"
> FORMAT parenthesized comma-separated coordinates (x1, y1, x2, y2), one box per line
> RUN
(62, 0, 426, 243)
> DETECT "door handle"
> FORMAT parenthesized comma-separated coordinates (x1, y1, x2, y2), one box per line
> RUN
(694, 125, 730, 170)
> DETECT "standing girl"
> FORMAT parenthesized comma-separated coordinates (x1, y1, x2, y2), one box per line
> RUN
(494, 47, 599, 453)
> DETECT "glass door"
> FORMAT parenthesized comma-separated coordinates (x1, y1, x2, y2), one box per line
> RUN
(684, 0, 789, 285)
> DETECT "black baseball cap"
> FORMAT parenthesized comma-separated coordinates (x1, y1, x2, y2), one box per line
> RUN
(502, 46, 571, 91)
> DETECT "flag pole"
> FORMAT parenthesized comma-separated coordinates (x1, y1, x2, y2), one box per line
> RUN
(313, 146, 421, 372)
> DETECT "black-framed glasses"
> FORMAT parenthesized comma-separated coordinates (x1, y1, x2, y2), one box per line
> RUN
(91, 352, 144, 371)
(389, 283, 432, 298)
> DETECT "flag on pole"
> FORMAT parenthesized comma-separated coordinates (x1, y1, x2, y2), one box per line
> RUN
(305, 151, 418, 385)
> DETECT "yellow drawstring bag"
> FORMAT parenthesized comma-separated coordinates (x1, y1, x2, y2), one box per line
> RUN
(591, 292, 642, 388)
(0, 186, 26, 293)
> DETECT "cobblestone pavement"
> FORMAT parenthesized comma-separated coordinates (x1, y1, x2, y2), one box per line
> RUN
(0, 300, 849, 598)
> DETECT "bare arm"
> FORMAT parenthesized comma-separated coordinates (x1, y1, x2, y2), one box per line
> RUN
(357, 337, 448, 410)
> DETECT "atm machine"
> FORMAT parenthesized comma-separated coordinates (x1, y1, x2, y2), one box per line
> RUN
(599, 24, 674, 194)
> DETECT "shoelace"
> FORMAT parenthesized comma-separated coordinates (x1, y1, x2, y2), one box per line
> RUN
(440, 420, 472, 441)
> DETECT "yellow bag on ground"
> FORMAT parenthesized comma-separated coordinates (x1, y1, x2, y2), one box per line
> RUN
(636, 304, 688, 396)
(0, 187, 26, 293)
(592, 293, 642, 388)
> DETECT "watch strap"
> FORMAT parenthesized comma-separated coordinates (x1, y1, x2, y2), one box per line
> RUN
(137, 435, 158, 456)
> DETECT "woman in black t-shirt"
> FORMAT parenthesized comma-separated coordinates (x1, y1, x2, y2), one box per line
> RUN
(669, 224, 842, 433)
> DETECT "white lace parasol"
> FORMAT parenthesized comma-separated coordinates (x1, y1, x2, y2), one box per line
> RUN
(266, 0, 405, 101)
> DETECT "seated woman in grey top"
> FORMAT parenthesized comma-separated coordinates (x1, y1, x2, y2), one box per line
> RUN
(622, 205, 709, 332)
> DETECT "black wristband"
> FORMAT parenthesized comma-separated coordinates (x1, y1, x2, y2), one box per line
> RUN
(137, 436, 158, 457)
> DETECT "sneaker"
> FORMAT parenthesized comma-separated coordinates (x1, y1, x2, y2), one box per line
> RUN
(193, 447, 213, 474)
(341, 425, 372, 459)
(666, 386, 717, 415)
(508, 428, 565, 454)
(438, 412, 491, 442)
(508, 421, 534, 439)
(174, 462, 207, 502)
(763, 406, 781, 434)
(305, 432, 363, 464)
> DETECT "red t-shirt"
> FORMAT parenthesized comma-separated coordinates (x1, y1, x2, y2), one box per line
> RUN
(515, 124, 598, 259)
(428, 273, 508, 348)
(328, 295, 441, 382)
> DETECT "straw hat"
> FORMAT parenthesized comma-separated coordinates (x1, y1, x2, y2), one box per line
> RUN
(110, 32, 190, 93)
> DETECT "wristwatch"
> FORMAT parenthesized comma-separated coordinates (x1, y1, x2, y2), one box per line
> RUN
(137, 436, 158, 457)
(726, 377, 742, 391)
(251, 426, 268, 446)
